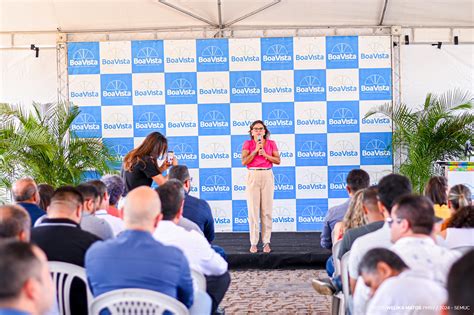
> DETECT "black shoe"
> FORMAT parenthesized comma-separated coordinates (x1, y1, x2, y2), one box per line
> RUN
(311, 278, 336, 295)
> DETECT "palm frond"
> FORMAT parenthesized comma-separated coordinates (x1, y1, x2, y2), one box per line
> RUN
(0, 102, 117, 189)
(369, 89, 474, 193)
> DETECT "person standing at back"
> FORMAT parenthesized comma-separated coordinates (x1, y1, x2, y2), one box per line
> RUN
(241, 120, 280, 254)
(121, 132, 176, 195)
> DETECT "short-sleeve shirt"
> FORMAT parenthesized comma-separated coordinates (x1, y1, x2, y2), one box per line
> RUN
(122, 156, 161, 194)
(242, 139, 278, 168)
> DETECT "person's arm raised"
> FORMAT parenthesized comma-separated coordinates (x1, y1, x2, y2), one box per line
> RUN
(241, 145, 260, 166)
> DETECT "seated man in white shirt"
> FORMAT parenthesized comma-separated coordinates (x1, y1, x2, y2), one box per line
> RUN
(154, 179, 231, 314)
(389, 195, 461, 285)
(88, 180, 125, 236)
(359, 248, 446, 315)
(349, 174, 412, 315)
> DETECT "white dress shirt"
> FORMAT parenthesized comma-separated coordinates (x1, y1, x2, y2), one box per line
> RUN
(391, 236, 461, 285)
(348, 223, 392, 279)
(95, 209, 125, 237)
(367, 270, 447, 315)
(350, 223, 392, 315)
(153, 220, 227, 276)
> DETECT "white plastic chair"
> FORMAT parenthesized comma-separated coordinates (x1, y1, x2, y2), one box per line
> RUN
(191, 269, 207, 291)
(332, 240, 342, 277)
(340, 251, 352, 314)
(89, 288, 189, 315)
(48, 261, 93, 315)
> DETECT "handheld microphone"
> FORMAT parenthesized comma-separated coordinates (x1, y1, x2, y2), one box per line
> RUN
(257, 135, 263, 155)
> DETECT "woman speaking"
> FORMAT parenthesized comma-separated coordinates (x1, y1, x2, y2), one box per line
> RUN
(121, 132, 176, 195)
(241, 120, 280, 253)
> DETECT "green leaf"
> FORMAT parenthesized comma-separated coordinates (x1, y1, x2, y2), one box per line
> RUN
(368, 89, 474, 193)
(0, 102, 117, 189)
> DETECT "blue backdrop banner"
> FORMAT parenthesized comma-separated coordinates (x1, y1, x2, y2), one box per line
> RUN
(68, 36, 393, 232)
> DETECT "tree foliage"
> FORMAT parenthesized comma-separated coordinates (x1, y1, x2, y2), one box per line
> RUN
(0, 102, 117, 189)
(366, 90, 474, 193)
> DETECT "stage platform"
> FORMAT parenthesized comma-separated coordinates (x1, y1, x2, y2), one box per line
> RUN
(213, 232, 331, 270)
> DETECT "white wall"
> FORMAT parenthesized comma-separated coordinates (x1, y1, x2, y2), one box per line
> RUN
(401, 45, 474, 107)
(0, 48, 58, 107)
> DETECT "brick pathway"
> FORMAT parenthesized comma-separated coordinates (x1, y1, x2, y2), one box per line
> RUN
(221, 269, 332, 314)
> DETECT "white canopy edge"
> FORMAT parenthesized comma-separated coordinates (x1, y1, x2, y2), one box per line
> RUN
(1, 27, 473, 50)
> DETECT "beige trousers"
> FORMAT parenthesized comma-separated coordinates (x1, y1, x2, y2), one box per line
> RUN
(246, 169, 274, 246)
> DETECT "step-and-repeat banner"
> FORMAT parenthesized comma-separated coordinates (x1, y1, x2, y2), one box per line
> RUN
(67, 36, 393, 232)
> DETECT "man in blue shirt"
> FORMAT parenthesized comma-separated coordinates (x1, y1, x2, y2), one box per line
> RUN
(12, 178, 45, 227)
(0, 241, 54, 315)
(169, 165, 215, 242)
(320, 169, 370, 250)
(85, 186, 210, 314)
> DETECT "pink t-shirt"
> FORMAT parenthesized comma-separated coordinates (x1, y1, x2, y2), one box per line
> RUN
(243, 139, 278, 168)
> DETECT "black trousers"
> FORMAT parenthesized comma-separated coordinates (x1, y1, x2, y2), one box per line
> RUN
(206, 271, 231, 313)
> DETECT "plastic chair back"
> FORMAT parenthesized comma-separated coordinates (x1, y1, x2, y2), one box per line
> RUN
(89, 288, 189, 315)
(332, 240, 342, 277)
(191, 269, 207, 291)
(49, 261, 93, 315)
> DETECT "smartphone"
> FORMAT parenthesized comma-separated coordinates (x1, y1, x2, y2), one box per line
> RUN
(167, 151, 174, 163)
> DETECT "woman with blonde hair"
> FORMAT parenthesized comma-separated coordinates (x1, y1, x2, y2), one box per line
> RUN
(121, 132, 176, 195)
(333, 189, 367, 241)
(440, 184, 472, 231)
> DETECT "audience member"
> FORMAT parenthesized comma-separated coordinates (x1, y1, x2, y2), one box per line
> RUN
(321, 188, 368, 291)
(0, 241, 54, 315)
(169, 165, 215, 242)
(31, 186, 101, 315)
(12, 178, 45, 227)
(349, 174, 411, 314)
(441, 205, 474, 248)
(86, 186, 211, 314)
(75, 183, 114, 240)
(359, 248, 446, 315)
(390, 195, 461, 284)
(424, 176, 450, 220)
(338, 186, 384, 260)
(0, 204, 31, 241)
(88, 179, 125, 236)
(312, 186, 383, 296)
(37, 184, 54, 212)
(154, 179, 230, 313)
(442, 184, 472, 230)
(333, 189, 367, 242)
(101, 174, 124, 218)
(443, 250, 474, 315)
(321, 169, 370, 249)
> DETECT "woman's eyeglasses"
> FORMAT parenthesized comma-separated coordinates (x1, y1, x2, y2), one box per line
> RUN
(252, 127, 264, 131)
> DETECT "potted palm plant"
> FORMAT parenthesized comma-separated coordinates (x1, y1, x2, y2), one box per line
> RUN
(366, 89, 474, 193)
(0, 102, 117, 190)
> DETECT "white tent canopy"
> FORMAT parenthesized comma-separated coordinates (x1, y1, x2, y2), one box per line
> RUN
(1, 0, 473, 33)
